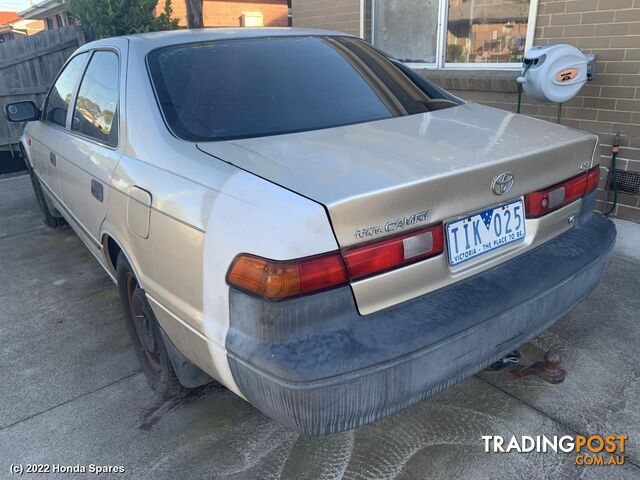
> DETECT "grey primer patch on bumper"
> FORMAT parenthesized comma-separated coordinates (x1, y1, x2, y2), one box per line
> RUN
(226, 205, 616, 435)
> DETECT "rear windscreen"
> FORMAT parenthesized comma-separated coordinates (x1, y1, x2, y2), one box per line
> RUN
(147, 36, 461, 142)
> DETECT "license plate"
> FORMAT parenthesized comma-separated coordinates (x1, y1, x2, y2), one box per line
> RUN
(446, 200, 526, 266)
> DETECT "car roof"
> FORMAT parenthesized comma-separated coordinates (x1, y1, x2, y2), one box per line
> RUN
(81, 28, 353, 52)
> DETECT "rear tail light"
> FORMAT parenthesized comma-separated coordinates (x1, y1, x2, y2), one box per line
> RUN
(229, 166, 601, 299)
(524, 165, 600, 218)
(227, 223, 445, 299)
(343, 224, 444, 280)
(586, 165, 601, 193)
(227, 252, 348, 300)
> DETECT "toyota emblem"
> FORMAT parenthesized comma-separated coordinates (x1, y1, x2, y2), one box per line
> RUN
(492, 172, 515, 196)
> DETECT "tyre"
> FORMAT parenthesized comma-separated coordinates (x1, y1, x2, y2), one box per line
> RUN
(116, 252, 183, 397)
(24, 154, 66, 229)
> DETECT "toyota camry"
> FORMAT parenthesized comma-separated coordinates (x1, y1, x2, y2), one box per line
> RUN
(6, 28, 616, 435)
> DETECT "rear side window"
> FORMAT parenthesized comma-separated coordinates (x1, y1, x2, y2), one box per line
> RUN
(44, 52, 89, 127)
(71, 51, 119, 146)
(147, 36, 460, 142)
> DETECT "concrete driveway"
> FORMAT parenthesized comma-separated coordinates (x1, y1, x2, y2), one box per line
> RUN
(1, 173, 639, 480)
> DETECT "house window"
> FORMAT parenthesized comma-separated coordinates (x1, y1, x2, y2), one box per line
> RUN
(373, 0, 439, 64)
(371, 0, 537, 69)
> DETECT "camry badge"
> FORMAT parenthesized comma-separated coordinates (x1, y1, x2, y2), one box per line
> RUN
(492, 172, 515, 196)
(355, 209, 432, 239)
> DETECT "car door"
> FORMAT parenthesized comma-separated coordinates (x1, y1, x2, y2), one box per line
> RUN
(56, 47, 124, 245)
(29, 52, 90, 200)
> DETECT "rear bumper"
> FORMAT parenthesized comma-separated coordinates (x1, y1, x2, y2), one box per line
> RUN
(226, 201, 616, 435)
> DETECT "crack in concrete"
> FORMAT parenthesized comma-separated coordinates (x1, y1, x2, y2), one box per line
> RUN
(0, 371, 141, 432)
(0, 225, 45, 241)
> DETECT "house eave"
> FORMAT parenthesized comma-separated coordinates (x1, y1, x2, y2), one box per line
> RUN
(19, 0, 65, 20)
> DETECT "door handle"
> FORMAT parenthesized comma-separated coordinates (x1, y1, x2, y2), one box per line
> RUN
(49, 152, 56, 167)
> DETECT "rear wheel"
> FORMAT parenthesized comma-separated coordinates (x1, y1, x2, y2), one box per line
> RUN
(25, 159, 66, 229)
(116, 252, 183, 397)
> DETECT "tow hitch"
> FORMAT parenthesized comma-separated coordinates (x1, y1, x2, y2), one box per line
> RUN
(486, 350, 567, 384)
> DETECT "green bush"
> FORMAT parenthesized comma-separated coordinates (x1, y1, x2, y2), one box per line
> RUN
(64, 0, 180, 39)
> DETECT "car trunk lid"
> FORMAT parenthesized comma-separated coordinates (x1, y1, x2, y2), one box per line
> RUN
(198, 103, 597, 249)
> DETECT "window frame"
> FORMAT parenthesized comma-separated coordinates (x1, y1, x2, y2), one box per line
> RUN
(366, 0, 538, 71)
(69, 48, 121, 149)
(42, 51, 90, 130)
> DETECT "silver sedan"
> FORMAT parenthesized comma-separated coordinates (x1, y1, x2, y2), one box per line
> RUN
(6, 28, 615, 435)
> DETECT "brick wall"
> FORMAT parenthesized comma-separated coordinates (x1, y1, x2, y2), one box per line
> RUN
(292, 0, 360, 36)
(423, 0, 640, 222)
(534, 0, 640, 220)
(172, 0, 288, 28)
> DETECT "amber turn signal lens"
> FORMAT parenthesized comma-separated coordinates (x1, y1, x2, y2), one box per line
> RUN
(226, 253, 348, 300)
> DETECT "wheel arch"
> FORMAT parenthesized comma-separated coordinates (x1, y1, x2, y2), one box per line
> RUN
(100, 230, 145, 288)
(18, 137, 34, 171)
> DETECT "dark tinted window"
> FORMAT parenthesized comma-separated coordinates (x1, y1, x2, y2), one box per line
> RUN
(71, 51, 119, 146)
(148, 36, 460, 142)
(44, 52, 88, 127)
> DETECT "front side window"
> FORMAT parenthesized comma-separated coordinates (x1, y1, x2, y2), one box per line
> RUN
(148, 36, 460, 142)
(72, 51, 119, 146)
(371, 0, 533, 68)
(43, 52, 88, 127)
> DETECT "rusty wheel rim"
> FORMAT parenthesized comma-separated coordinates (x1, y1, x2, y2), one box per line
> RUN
(125, 273, 162, 373)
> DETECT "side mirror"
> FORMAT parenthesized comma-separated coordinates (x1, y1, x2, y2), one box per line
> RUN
(5, 101, 40, 122)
